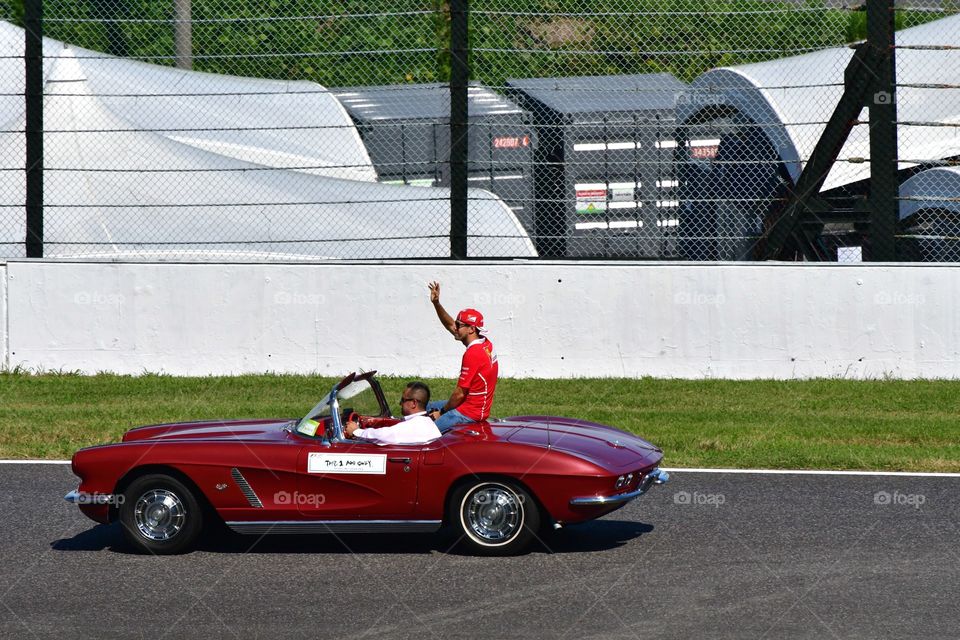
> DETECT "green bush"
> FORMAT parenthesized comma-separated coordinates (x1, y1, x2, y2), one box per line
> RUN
(23, 0, 948, 86)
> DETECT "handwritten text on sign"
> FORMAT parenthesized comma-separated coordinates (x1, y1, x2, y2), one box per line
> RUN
(307, 453, 387, 475)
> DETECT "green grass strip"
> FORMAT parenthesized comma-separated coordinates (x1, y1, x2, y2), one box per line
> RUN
(2, 372, 958, 471)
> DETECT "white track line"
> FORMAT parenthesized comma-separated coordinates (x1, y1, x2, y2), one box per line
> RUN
(660, 467, 960, 478)
(0, 460, 957, 477)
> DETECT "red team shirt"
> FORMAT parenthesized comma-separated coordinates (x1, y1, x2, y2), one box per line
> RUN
(457, 337, 498, 421)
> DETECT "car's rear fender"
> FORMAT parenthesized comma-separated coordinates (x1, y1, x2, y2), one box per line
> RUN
(439, 472, 626, 529)
(434, 465, 659, 527)
(441, 473, 550, 529)
(418, 440, 608, 520)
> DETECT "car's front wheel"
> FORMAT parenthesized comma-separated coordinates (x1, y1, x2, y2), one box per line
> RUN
(450, 479, 540, 556)
(119, 474, 203, 555)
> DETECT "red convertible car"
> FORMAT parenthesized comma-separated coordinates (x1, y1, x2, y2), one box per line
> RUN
(66, 371, 668, 555)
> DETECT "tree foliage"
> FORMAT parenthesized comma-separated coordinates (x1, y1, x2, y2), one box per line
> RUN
(25, 0, 946, 86)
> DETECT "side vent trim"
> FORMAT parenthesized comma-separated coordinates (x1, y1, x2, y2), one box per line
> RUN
(231, 467, 264, 508)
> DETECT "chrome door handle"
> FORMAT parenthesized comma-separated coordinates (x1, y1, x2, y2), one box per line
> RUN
(388, 457, 411, 464)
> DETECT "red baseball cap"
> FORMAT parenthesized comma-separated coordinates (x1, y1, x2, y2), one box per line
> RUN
(456, 308, 485, 330)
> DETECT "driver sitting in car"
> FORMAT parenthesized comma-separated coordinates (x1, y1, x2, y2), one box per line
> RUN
(344, 381, 442, 445)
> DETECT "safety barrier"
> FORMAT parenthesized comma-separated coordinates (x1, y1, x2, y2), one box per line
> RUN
(2, 260, 957, 379)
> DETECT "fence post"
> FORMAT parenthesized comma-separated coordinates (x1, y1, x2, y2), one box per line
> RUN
(449, 0, 469, 259)
(867, 0, 898, 261)
(24, 0, 43, 258)
(174, 0, 193, 70)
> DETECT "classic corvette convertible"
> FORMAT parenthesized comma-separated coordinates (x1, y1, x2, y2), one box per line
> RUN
(66, 371, 668, 555)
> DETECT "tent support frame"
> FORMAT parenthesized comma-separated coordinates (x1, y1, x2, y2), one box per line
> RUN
(762, 0, 899, 261)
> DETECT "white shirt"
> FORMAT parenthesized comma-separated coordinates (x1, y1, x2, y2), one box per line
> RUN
(353, 411, 442, 446)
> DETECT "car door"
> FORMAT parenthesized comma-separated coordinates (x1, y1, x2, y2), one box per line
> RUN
(296, 439, 421, 518)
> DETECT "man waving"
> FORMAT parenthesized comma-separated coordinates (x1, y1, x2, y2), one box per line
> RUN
(427, 281, 499, 431)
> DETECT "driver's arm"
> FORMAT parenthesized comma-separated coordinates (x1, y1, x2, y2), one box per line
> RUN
(429, 281, 457, 336)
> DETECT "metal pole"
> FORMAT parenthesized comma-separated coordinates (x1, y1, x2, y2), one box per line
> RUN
(449, 0, 469, 259)
(866, 0, 898, 261)
(24, 0, 43, 258)
(174, 0, 192, 70)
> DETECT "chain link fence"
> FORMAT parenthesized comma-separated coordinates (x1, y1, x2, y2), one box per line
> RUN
(1, 0, 958, 261)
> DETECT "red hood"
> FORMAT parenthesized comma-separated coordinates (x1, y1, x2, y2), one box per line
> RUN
(122, 418, 294, 443)
(499, 416, 663, 471)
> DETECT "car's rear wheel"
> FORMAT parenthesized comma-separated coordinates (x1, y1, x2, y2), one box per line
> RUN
(450, 480, 540, 556)
(119, 474, 203, 555)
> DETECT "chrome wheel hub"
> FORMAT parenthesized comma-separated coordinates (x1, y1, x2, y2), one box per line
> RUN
(134, 489, 186, 541)
(464, 485, 521, 542)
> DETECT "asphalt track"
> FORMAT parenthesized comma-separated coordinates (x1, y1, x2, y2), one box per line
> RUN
(0, 464, 957, 639)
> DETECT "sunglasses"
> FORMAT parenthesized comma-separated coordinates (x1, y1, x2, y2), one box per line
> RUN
(399, 397, 417, 406)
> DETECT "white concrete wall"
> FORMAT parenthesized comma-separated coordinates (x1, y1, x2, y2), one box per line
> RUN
(3, 260, 959, 379)
(0, 264, 6, 370)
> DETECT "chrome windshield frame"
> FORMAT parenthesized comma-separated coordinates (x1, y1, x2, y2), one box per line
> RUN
(294, 371, 388, 444)
(328, 384, 345, 443)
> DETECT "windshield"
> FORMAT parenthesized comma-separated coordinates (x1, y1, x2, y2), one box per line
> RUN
(295, 376, 386, 437)
(295, 390, 336, 436)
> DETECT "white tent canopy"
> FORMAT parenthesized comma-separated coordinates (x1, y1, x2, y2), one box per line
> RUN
(677, 15, 960, 192)
(899, 166, 960, 220)
(0, 20, 377, 183)
(0, 22, 535, 259)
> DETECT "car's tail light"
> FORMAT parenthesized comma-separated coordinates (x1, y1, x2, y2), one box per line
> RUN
(614, 472, 639, 490)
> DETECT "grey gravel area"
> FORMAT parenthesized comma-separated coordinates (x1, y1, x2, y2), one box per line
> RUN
(0, 464, 957, 639)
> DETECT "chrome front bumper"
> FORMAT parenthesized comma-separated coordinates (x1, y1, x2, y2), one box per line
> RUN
(569, 468, 670, 507)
